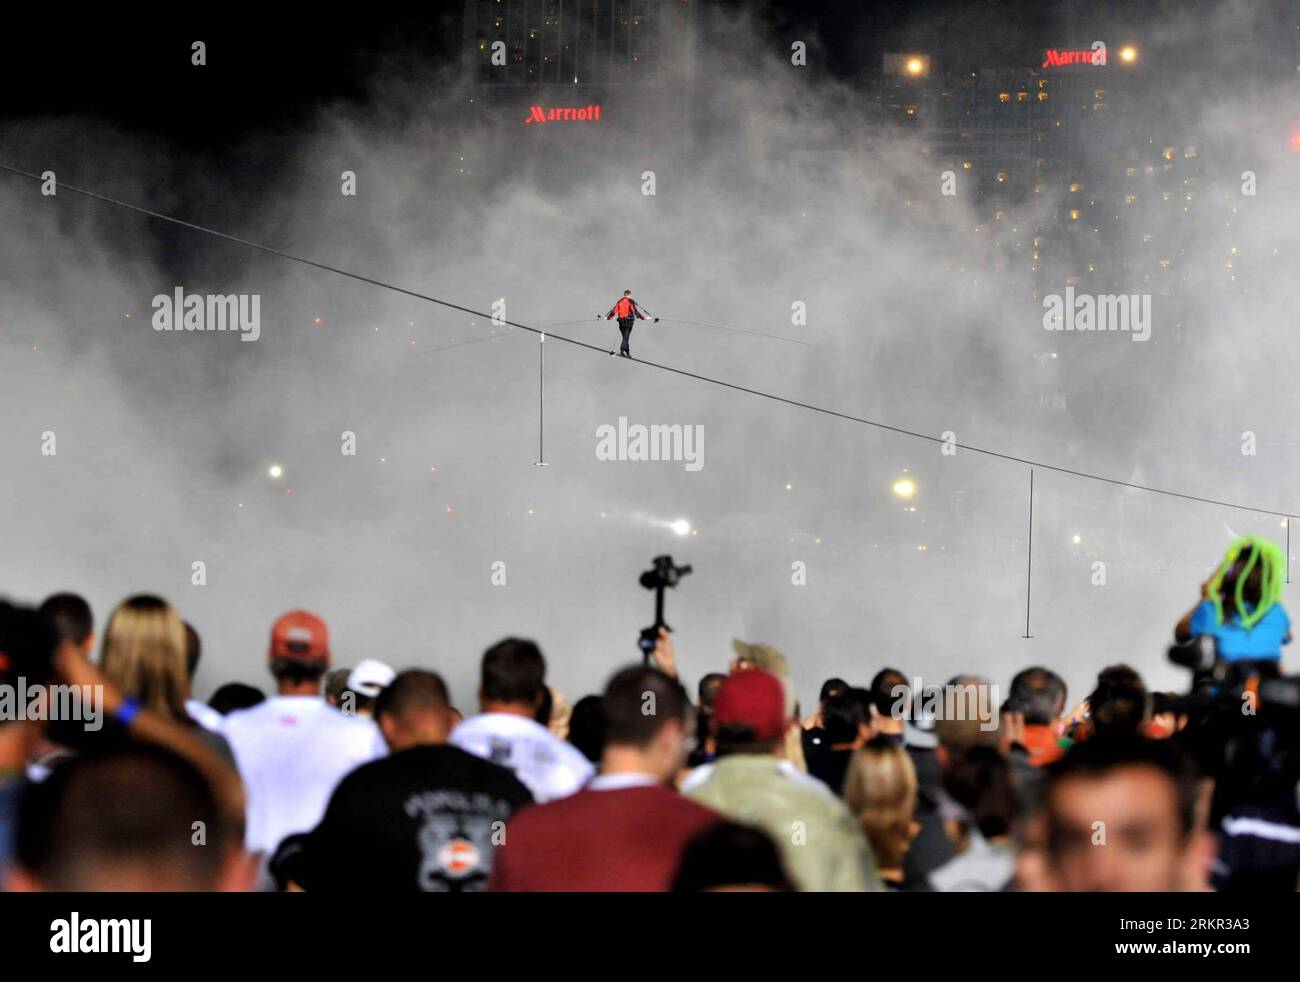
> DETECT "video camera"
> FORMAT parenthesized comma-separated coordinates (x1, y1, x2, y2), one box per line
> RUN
(1166, 635, 1300, 840)
(637, 555, 692, 663)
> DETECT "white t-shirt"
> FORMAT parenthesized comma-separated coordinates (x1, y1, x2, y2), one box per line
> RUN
(186, 698, 225, 734)
(223, 695, 386, 854)
(450, 712, 594, 803)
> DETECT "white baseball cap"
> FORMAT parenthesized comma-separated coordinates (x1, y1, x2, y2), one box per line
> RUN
(347, 659, 396, 698)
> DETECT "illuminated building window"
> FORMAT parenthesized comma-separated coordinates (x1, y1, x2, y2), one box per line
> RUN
(1159, 259, 1171, 269)
(1125, 194, 1137, 204)
(1162, 147, 1175, 161)
(1142, 232, 1153, 242)
(963, 161, 972, 169)
(1185, 146, 1197, 158)
(1162, 191, 1171, 201)
(1125, 167, 1136, 177)
(999, 92, 1010, 103)
(1068, 182, 1081, 192)
(1069, 209, 1081, 220)
(996, 171, 1007, 182)
(1017, 91, 1028, 102)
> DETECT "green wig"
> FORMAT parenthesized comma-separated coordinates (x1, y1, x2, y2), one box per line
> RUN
(1205, 536, 1287, 630)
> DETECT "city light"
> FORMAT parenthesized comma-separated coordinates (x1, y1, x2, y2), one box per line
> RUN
(268, 465, 283, 479)
(906, 56, 924, 75)
(670, 519, 691, 536)
(1118, 45, 1138, 64)
(892, 477, 916, 499)
(1072, 534, 1082, 544)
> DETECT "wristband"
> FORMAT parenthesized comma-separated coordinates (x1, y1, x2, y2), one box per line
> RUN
(115, 696, 142, 728)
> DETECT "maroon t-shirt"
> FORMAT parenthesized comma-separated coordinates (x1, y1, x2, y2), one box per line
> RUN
(490, 783, 721, 891)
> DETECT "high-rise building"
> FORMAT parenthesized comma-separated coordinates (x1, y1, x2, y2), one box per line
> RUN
(460, 0, 695, 145)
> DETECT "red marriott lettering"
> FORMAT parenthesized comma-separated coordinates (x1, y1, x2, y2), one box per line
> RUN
(1042, 44, 1107, 67)
(525, 104, 602, 124)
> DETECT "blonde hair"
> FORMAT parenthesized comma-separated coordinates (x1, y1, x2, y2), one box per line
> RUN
(842, 740, 918, 869)
(100, 595, 190, 720)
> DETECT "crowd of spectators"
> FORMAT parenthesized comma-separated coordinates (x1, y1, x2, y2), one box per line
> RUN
(0, 535, 1296, 891)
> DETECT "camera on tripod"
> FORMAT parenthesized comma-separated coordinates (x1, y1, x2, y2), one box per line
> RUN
(638, 555, 692, 662)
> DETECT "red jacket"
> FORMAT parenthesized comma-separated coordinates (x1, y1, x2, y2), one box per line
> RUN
(490, 783, 720, 891)
(607, 297, 646, 320)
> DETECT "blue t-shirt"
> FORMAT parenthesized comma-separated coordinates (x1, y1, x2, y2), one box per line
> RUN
(1189, 599, 1290, 661)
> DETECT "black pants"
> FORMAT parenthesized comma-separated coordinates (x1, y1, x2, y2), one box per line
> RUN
(617, 317, 635, 355)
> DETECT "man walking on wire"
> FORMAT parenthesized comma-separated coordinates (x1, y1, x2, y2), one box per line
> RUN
(603, 290, 657, 358)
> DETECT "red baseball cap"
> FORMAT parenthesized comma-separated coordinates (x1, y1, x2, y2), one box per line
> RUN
(269, 610, 330, 665)
(713, 669, 788, 742)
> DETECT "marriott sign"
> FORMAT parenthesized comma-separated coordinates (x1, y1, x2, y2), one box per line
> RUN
(1042, 42, 1107, 67)
(525, 104, 602, 124)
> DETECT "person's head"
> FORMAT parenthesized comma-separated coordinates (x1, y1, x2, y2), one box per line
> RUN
(11, 744, 252, 891)
(323, 667, 352, 707)
(698, 672, 727, 712)
(932, 676, 1001, 766)
(208, 683, 265, 715)
(842, 738, 919, 873)
(183, 621, 201, 680)
(100, 595, 190, 721)
(671, 821, 795, 892)
(1206, 536, 1286, 629)
(623, 289, 632, 297)
(39, 593, 94, 658)
(601, 665, 694, 782)
(821, 688, 871, 748)
(373, 669, 454, 752)
(942, 744, 1020, 844)
(343, 659, 395, 717)
(1044, 736, 1212, 891)
(711, 670, 787, 757)
(819, 677, 849, 707)
(1009, 666, 1067, 726)
(869, 668, 909, 732)
(567, 694, 606, 763)
(267, 610, 330, 695)
(479, 638, 547, 716)
(730, 640, 796, 727)
(1087, 664, 1148, 738)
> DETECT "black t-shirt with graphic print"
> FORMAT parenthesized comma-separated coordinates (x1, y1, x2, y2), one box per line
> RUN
(296, 743, 533, 892)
